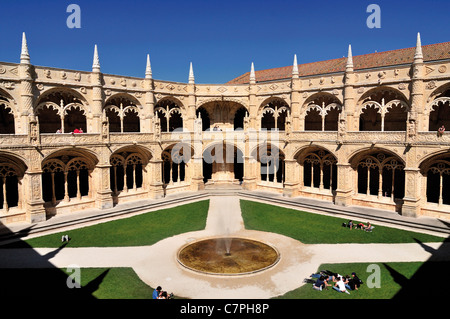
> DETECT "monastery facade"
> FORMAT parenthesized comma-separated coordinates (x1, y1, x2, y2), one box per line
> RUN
(1, 33, 449, 224)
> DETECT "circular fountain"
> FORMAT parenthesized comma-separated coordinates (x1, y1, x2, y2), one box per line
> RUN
(177, 237, 280, 276)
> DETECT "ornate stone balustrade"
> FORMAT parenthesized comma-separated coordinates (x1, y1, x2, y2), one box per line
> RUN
(289, 131, 338, 143)
(416, 132, 450, 144)
(345, 131, 406, 144)
(40, 133, 100, 146)
(109, 132, 153, 144)
(0, 134, 28, 148)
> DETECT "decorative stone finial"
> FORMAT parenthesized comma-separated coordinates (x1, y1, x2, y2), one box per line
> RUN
(92, 44, 100, 72)
(346, 44, 353, 71)
(189, 62, 195, 84)
(145, 54, 152, 79)
(20, 32, 30, 64)
(250, 62, 256, 83)
(292, 54, 299, 78)
(414, 32, 423, 61)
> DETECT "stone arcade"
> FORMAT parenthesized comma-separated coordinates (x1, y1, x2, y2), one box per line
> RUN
(1, 33, 449, 224)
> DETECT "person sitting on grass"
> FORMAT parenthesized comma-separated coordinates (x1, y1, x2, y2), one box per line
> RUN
(333, 276, 350, 295)
(343, 275, 353, 291)
(153, 286, 162, 299)
(348, 272, 362, 291)
(362, 222, 374, 232)
(357, 222, 369, 230)
(312, 275, 331, 291)
(311, 271, 340, 283)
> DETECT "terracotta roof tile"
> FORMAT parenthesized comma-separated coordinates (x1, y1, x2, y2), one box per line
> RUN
(227, 42, 450, 84)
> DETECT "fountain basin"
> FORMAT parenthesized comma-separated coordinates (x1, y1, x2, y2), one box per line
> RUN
(177, 237, 280, 276)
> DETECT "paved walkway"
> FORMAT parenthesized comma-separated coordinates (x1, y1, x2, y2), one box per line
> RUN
(1, 195, 449, 299)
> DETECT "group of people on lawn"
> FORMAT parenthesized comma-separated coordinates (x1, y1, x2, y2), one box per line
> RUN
(344, 220, 374, 232)
(311, 270, 362, 294)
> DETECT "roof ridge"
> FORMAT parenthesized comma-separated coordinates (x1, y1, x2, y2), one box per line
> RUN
(227, 41, 450, 84)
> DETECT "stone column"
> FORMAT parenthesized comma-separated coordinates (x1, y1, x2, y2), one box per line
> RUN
(242, 132, 257, 190)
(147, 150, 164, 199)
(190, 117, 205, 190)
(23, 149, 46, 222)
(334, 162, 354, 206)
(93, 164, 113, 209)
(19, 61, 34, 134)
(282, 159, 299, 197)
(93, 144, 113, 209)
(402, 168, 421, 217)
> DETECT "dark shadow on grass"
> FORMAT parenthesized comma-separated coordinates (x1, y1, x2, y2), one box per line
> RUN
(0, 221, 109, 299)
(390, 231, 450, 299)
(82, 268, 110, 297)
(382, 263, 408, 288)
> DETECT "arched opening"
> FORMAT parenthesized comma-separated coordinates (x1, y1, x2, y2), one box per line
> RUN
(203, 143, 243, 185)
(234, 107, 247, 130)
(105, 108, 121, 133)
(277, 108, 288, 131)
(0, 156, 25, 212)
(304, 108, 322, 131)
(169, 111, 183, 132)
(42, 155, 94, 206)
(64, 106, 86, 133)
(155, 100, 184, 132)
(37, 105, 60, 133)
(304, 94, 342, 131)
(199, 101, 247, 131)
(253, 144, 285, 184)
(104, 95, 141, 133)
(384, 103, 407, 131)
(353, 151, 405, 200)
(421, 154, 450, 206)
(261, 110, 275, 130)
(324, 107, 340, 131)
(36, 89, 87, 134)
(196, 107, 210, 131)
(123, 108, 140, 132)
(358, 87, 408, 132)
(359, 105, 381, 131)
(260, 99, 290, 131)
(162, 145, 189, 185)
(42, 160, 65, 204)
(109, 148, 149, 198)
(0, 102, 14, 134)
(110, 155, 125, 194)
(429, 99, 450, 132)
(300, 149, 337, 191)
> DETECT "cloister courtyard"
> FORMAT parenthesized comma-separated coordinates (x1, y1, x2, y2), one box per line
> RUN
(0, 189, 449, 299)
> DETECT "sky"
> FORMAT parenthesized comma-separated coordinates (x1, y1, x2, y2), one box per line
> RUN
(0, 0, 449, 84)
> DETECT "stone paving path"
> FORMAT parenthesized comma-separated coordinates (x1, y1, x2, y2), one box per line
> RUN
(1, 196, 449, 299)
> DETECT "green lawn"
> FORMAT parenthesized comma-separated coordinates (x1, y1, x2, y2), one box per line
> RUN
(8, 200, 209, 248)
(0, 267, 155, 299)
(275, 261, 449, 299)
(240, 200, 445, 244)
(2, 198, 447, 299)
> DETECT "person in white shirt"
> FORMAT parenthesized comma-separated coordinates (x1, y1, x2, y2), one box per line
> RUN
(333, 276, 350, 294)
